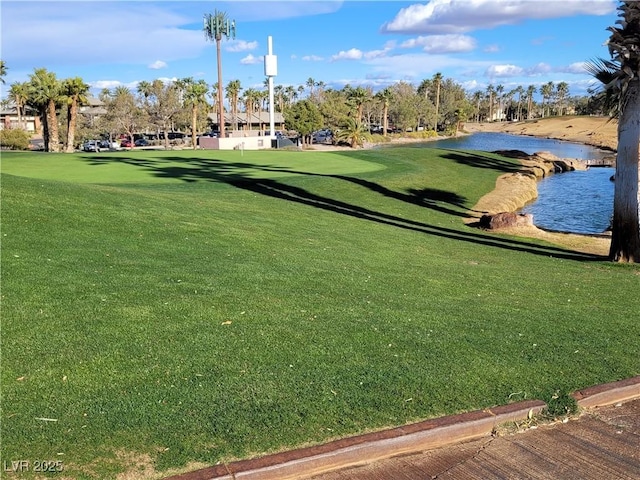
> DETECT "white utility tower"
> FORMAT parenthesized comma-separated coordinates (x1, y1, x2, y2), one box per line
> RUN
(264, 36, 278, 140)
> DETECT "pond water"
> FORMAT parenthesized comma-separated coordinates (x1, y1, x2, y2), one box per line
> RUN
(405, 132, 614, 234)
(520, 168, 614, 234)
(412, 132, 612, 161)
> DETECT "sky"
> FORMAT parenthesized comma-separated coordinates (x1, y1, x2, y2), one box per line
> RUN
(0, 0, 621, 102)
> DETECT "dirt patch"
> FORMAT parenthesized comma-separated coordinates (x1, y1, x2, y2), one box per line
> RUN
(465, 116, 618, 152)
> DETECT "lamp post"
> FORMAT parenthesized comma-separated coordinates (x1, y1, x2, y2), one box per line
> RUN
(204, 10, 236, 139)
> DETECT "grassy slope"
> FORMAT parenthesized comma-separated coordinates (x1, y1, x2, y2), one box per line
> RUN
(2, 148, 638, 478)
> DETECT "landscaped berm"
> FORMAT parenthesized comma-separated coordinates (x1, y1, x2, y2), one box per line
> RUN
(2, 121, 638, 479)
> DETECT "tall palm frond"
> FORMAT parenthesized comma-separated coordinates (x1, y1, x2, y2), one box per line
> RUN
(584, 57, 621, 117)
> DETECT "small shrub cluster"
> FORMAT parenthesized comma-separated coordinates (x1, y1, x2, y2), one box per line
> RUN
(406, 130, 438, 139)
(542, 391, 579, 419)
(369, 134, 391, 143)
(0, 129, 31, 150)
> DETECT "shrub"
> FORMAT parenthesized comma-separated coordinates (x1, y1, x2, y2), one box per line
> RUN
(369, 134, 391, 144)
(0, 129, 31, 150)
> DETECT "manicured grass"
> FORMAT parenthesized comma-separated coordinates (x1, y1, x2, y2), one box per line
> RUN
(2, 147, 638, 479)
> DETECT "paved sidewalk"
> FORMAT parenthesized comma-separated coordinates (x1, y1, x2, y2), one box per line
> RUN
(165, 376, 640, 480)
(309, 397, 640, 480)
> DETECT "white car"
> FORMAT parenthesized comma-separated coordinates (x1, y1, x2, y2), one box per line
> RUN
(82, 140, 101, 152)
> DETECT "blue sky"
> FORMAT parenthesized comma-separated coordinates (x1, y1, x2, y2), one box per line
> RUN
(1, 0, 619, 101)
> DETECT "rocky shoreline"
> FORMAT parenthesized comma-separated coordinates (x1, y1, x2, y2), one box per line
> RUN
(311, 116, 616, 256)
(464, 117, 617, 256)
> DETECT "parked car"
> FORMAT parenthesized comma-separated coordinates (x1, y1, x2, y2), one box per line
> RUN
(134, 138, 150, 147)
(312, 129, 332, 143)
(82, 140, 100, 152)
(120, 138, 133, 148)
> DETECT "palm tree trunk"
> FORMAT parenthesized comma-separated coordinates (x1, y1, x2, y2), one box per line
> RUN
(65, 98, 78, 153)
(609, 79, 640, 262)
(383, 104, 389, 136)
(39, 108, 49, 151)
(191, 105, 198, 149)
(47, 99, 60, 152)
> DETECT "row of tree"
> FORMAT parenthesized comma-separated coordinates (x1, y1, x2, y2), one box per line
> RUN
(3, 58, 612, 153)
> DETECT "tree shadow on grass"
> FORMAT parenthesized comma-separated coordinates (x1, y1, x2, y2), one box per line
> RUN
(437, 149, 523, 173)
(83, 154, 605, 261)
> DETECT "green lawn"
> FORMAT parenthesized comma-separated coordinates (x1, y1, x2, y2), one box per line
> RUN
(2, 147, 638, 479)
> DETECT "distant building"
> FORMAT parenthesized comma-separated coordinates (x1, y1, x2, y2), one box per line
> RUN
(207, 111, 285, 135)
(0, 95, 106, 134)
(0, 103, 39, 132)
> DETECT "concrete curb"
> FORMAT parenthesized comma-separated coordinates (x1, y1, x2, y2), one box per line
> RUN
(572, 375, 640, 408)
(165, 376, 640, 480)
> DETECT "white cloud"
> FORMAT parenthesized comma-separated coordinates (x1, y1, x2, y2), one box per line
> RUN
(528, 63, 553, 75)
(364, 52, 493, 80)
(461, 79, 482, 91)
(302, 55, 325, 62)
(331, 48, 364, 61)
(149, 61, 168, 70)
(240, 54, 263, 65)
(486, 64, 525, 77)
(381, 0, 616, 34)
(91, 80, 126, 91)
(155, 77, 179, 85)
(564, 62, 589, 74)
(227, 40, 259, 53)
(484, 44, 500, 53)
(401, 34, 476, 53)
(364, 46, 393, 60)
(331, 45, 393, 62)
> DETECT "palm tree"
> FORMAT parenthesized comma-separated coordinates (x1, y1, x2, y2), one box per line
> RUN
(540, 81, 554, 117)
(178, 77, 209, 148)
(306, 77, 316, 99)
(204, 10, 235, 138)
(514, 86, 525, 121)
(9, 82, 29, 129)
(27, 68, 62, 152)
(555, 82, 569, 116)
(471, 91, 483, 122)
(486, 84, 495, 121)
(375, 87, 393, 135)
(588, 1, 640, 262)
(274, 85, 285, 113)
(209, 83, 219, 123)
(335, 117, 371, 148)
(242, 87, 259, 126)
(495, 84, 504, 121)
(346, 86, 369, 123)
(417, 78, 431, 100)
(0, 60, 7, 84)
(61, 77, 89, 152)
(256, 89, 268, 131)
(432, 72, 443, 130)
(225, 79, 242, 131)
(526, 85, 537, 119)
(284, 85, 296, 107)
